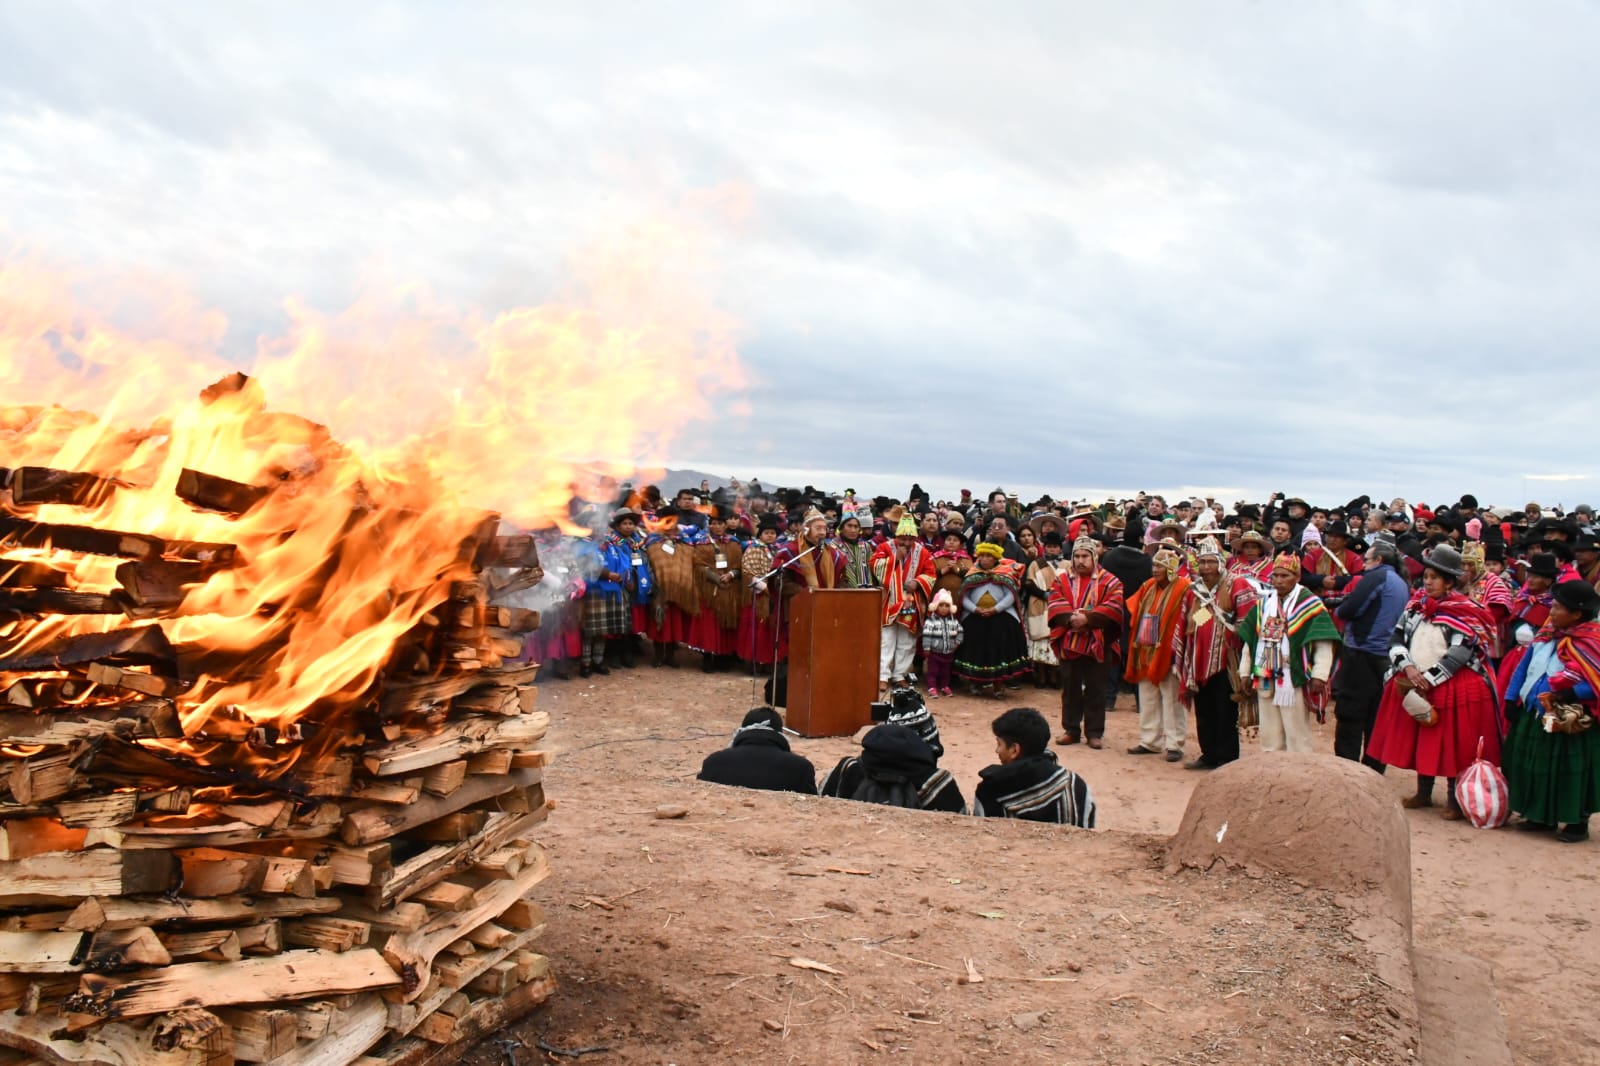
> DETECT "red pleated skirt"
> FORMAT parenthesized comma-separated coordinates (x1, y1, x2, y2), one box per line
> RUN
(736, 605, 787, 664)
(1368, 670, 1502, 778)
(631, 604, 649, 634)
(645, 604, 693, 644)
(687, 610, 738, 654)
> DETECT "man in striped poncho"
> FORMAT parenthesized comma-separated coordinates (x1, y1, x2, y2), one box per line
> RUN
(973, 707, 1096, 827)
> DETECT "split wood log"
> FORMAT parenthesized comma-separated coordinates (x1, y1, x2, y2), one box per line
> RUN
(340, 769, 540, 847)
(175, 470, 270, 517)
(0, 819, 87, 861)
(82, 927, 171, 974)
(0, 850, 175, 906)
(254, 992, 386, 1066)
(382, 851, 549, 1002)
(362, 713, 548, 777)
(112, 561, 211, 611)
(0, 700, 184, 745)
(234, 921, 283, 957)
(418, 761, 466, 798)
(81, 663, 179, 699)
(368, 801, 546, 908)
(0, 589, 122, 615)
(282, 918, 368, 953)
(0, 516, 163, 563)
(158, 931, 241, 964)
(0, 561, 74, 589)
(83, 820, 334, 851)
(214, 1006, 296, 1062)
(67, 948, 401, 1019)
(64, 894, 342, 933)
(7, 467, 123, 508)
(0, 625, 174, 674)
(0, 1006, 231, 1066)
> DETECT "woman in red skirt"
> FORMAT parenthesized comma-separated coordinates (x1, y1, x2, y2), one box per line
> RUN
(1368, 545, 1502, 819)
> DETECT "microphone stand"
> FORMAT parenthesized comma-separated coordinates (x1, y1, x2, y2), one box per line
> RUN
(748, 543, 820, 712)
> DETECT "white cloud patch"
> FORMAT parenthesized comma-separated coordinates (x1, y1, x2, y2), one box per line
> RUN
(3, 1, 1599, 508)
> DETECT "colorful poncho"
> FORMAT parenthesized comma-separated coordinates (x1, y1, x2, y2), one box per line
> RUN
(1046, 567, 1124, 662)
(1237, 585, 1340, 701)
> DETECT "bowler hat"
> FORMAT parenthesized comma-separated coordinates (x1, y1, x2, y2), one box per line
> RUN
(1421, 545, 1465, 579)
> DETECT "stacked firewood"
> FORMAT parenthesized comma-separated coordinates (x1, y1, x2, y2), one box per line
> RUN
(0, 458, 556, 1066)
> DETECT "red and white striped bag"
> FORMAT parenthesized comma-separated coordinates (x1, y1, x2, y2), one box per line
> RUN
(1454, 736, 1510, 829)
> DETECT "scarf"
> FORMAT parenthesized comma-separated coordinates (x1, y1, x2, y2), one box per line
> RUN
(1532, 618, 1600, 704)
(1416, 591, 1496, 663)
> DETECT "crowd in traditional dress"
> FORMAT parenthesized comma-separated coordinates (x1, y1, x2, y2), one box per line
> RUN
(513, 480, 1600, 842)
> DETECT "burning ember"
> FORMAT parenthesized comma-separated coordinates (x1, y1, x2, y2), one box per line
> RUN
(0, 257, 739, 1064)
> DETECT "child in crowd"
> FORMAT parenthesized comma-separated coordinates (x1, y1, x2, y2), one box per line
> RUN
(921, 589, 963, 697)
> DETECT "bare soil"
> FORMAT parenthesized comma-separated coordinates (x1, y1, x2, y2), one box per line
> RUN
(467, 666, 1600, 1066)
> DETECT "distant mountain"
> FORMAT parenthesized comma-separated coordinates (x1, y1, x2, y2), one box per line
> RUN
(655, 468, 733, 495)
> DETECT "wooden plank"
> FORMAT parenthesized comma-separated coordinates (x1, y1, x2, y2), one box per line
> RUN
(68, 950, 401, 1020)
(0, 851, 174, 905)
(382, 853, 549, 1002)
(0, 1007, 231, 1066)
(0, 589, 122, 615)
(214, 1006, 296, 1062)
(85, 821, 333, 851)
(340, 769, 539, 847)
(462, 750, 510, 776)
(0, 932, 86, 973)
(407, 884, 472, 912)
(9, 755, 79, 806)
(405, 812, 486, 844)
(64, 894, 341, 933)
(348, 779, 421, 806)
(361, 714, 547, 777)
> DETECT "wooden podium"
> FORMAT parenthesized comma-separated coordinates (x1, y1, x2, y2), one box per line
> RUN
(785, 588, 882, 737)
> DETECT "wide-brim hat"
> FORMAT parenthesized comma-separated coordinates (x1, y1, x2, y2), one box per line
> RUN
(1527, 553, 1561, 580)
(1421, 544, 1466, 579)
(1323, 520, 1352, 540)
(1153, 519, 1185, 541)
(1283, 497, 1310, 512)
(609, 508, 642, 528)
(1235, 530, 1269, 553)
(1028, 513, 1067, 541)
(1553, 579, 1600, 615)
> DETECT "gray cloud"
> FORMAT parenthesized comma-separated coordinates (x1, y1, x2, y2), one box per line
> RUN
(3, 1, 1599, 508)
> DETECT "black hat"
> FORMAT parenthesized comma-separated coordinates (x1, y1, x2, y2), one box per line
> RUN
(1283, 497, 1310, 513)
(1484, 542, 1506, 563)
(1553, 580, 1600, 616)
(1430, 512, 1463, 534)
(1041, 530, 1065, 547)
(1527, 553, 1560, 580)
(756, 513, 782, 532)
(1544, 539, 1576, 563)
(1458, 494, 1479, 510)
(1576, 532, 1600, 552)
(1324, 520, 1351, 540)
(1237, 504, 1261, 521)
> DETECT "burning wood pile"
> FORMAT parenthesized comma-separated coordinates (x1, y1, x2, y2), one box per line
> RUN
(0, 374, 557, 1065)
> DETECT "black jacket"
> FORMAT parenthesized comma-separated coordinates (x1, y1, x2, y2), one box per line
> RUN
(819, 724, 965, 813)
(698, 729, 817, 795)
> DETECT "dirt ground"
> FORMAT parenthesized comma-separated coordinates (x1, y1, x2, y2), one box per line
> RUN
(471, 665, 1599, 1066)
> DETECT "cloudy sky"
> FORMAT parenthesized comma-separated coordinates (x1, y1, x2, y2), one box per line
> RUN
(4, 2, 1598, 510)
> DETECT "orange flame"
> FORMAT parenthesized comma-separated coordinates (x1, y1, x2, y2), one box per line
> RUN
(0, 246, 742, 757)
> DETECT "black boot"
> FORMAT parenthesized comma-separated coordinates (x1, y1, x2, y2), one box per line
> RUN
(702, 652, 715, 673)
(578, 663, 592, 678)
(619, 642, 637, 669)
(651, 642, 665, 668)
(664, 644, 678, 668)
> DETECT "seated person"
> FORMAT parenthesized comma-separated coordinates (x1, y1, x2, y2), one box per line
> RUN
(819, 723, 965, 813)
(697, 707, 817, 795)
(973, 707, 1097, 827)
(878, 680, 944, 760)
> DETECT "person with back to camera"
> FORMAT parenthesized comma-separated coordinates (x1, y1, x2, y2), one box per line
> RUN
(818, 723, 965, 812)
(697, 707, 817, 795)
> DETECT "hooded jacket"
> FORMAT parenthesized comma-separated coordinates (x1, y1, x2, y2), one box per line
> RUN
(697, 726, 817, 795)
(819, 724, 965, 813)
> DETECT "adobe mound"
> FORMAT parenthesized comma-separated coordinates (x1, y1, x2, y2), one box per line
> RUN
(1167, 753, 1412, 934)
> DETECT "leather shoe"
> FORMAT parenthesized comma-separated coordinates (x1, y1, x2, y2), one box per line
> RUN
(1557, 823, 1590, 843)
(1126, 745, 1159, 756)
(1086, 737, 1103, 749)
(1183, 759, 1212, 771)
(1165, 749, 1183, 762)
(1055, 732, 1080, 746)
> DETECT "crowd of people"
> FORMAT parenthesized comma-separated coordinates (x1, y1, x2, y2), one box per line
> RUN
(514, 480, 1600, 842)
